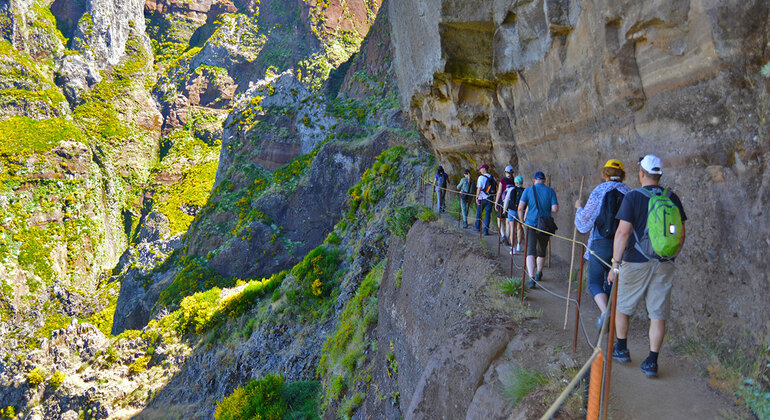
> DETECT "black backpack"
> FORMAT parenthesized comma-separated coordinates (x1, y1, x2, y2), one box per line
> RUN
(595, 188, 625, 239)
(436, 173, 447, 188)
(483, 174, 497, 196)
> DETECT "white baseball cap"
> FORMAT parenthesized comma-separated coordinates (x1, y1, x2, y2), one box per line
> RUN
(505, 165, 514, 173)
(639, 155, 663, 175)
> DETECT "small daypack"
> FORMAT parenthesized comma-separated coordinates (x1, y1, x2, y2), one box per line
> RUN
(633, 187, 683, 260)
(502, 185, 515, 212)
(595, 188, 625, 239)
(436, 173, 447, 188)
(483, 174, 497, 196)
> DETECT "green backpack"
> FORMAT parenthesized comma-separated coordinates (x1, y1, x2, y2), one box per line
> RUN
(633, 187, 683, 260)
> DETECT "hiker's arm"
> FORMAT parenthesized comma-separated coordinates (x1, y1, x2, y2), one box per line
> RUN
(607, 220, 632, 284)
(517, 201, 526, 225)
(551, 204, 559, 214)
(494, 184, 502, 207)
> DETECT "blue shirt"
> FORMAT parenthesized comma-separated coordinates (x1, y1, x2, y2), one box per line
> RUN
(520, 183, 558, 226)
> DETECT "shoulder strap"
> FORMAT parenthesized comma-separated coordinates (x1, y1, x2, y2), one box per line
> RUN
(533, 184, 544, 215)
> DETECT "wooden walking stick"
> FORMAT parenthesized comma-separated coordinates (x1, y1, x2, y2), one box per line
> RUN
(573, 244, 586, 352)
(564, 176, 584, 329)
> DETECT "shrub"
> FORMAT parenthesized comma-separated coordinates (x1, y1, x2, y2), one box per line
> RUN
(214, 374, 286, 420)
(499, 277, 527, 298)
(291, 246, 342, 299)
(417, 206, 438, 222)
(219, 271, 286, 319)
(128, 356, 151, 376)
(27, 367, 46, 386)
(48, 371, 65, 390)
(500, 367, 546, 406)
(174, 288, 222, 335)
(386, 205, 418, 240)
(157, 256, 233, 310)
(0, 406, 16, 419)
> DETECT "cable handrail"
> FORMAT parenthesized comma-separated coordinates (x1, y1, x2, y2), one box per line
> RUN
(422, 174, 620, 419)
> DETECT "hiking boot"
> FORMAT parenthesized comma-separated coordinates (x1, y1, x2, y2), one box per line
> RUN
(463, 223, 469, 229)
(612, 347, 631, 363)
(528, 278, 537, 289)
(640, 359, 658, 378)
(535, 271, 543, 282)
(484, 230, 490, 235)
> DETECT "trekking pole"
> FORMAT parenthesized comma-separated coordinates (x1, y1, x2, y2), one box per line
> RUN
(600, 271, 620, 420)
(573, 244, 586, 353)
(564, 176, 585, 329)
(545, 175, 548, 268)
(521, 226, 529, 302)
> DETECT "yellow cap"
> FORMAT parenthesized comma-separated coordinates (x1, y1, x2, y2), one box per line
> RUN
(604, 159, 624, 170)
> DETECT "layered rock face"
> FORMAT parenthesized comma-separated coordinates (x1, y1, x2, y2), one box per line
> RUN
(390, 0, 770, 347)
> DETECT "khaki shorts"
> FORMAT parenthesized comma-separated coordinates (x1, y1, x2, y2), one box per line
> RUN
(616, 261, 675, 320)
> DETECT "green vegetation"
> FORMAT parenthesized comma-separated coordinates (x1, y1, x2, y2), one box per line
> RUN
(676, 336, 770, 418)
(214, 374, 321, 420)
(218, 271, 286, 319)
(156, 256, 234, 310)
(128, 356, 151, 376)
(26, 367, 46, 386)
(499, 277, 527, 299)
(0, 406, 16, 419)
(386, 205, 419, 240)
(291, 245, 343, 300)
(500, 367, 546, 406)
(48, 370, 66, 390)
(0, 116, 82, 155)
(318, 261, 384, 416)
(346, 146, 404, 222)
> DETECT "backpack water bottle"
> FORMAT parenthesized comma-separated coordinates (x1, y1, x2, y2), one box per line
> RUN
(633, 187, 683, 260)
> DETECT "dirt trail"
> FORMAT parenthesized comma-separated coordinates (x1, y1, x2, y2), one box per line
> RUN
(437, 210, 737, 419)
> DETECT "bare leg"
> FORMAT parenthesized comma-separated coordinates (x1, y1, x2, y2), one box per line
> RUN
(536, 256, 545, 273)
(594, 293, 609, 313)
(526, 255, 536, 278)
(649, 319, 666, 352)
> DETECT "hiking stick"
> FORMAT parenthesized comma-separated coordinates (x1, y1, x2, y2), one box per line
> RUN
(564, 176, 584, 329)
(573, 244, 586, 353)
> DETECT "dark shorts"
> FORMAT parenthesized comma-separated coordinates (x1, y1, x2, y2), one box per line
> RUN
(526, 227, 550, 257)
(588, 237, 613, 297)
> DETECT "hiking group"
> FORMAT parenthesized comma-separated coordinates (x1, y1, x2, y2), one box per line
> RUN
(433, 154, 686, 379)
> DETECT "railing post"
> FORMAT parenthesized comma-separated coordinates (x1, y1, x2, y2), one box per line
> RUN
(573, 245, 586, 353)
(457, 191, 461, 228)
(520, 226, 529, 301)
(601, 272, 620, 420)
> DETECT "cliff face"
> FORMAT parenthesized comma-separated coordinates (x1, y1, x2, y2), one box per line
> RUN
(390, 0, 770, 348)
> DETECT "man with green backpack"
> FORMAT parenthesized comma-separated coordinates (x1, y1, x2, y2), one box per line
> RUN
(607, 155, 686, 379)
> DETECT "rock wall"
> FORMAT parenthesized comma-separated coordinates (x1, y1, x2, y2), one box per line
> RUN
(390, 0, 770, 348)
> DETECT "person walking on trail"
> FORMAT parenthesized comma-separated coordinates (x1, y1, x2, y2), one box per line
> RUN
(475, 164, 496, 235)
(517, 171, 558, 288)
(607, 155, 687, 379)
(457, 169, 473, 228)
(574, 159, 631, 330)
(494, 166, 515, 245)
(504, 175, 525, 254)
(434, 166, 449, 213)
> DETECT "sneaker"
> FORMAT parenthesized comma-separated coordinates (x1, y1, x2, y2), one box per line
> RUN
(463, 223, 469, 229)
(612, 347, 631, 363)
(595, 309, 610, 330)
(640, 359, 658, 378)
(516, 243, 521, 252)
(484, 230, 490, 235)
(535, 271, 543, 282)
(528, 278, 537, 289)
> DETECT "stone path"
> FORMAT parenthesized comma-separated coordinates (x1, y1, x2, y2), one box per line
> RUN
(437, 208, 738, 419)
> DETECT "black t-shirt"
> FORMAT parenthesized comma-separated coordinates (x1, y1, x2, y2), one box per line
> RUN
(615, 185, 687, 263)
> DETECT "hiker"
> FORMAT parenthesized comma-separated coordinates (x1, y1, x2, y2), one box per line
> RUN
(607, 155, 687, 378)
(475, 164, 496, 235)
(434, 166, 449, 213)
(503, 175, 525, 254)
(456, 169, 473, 228)
(517, 171, 558, 288)
(574, 159, 631, 330)
(494, 165, 515, 245)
